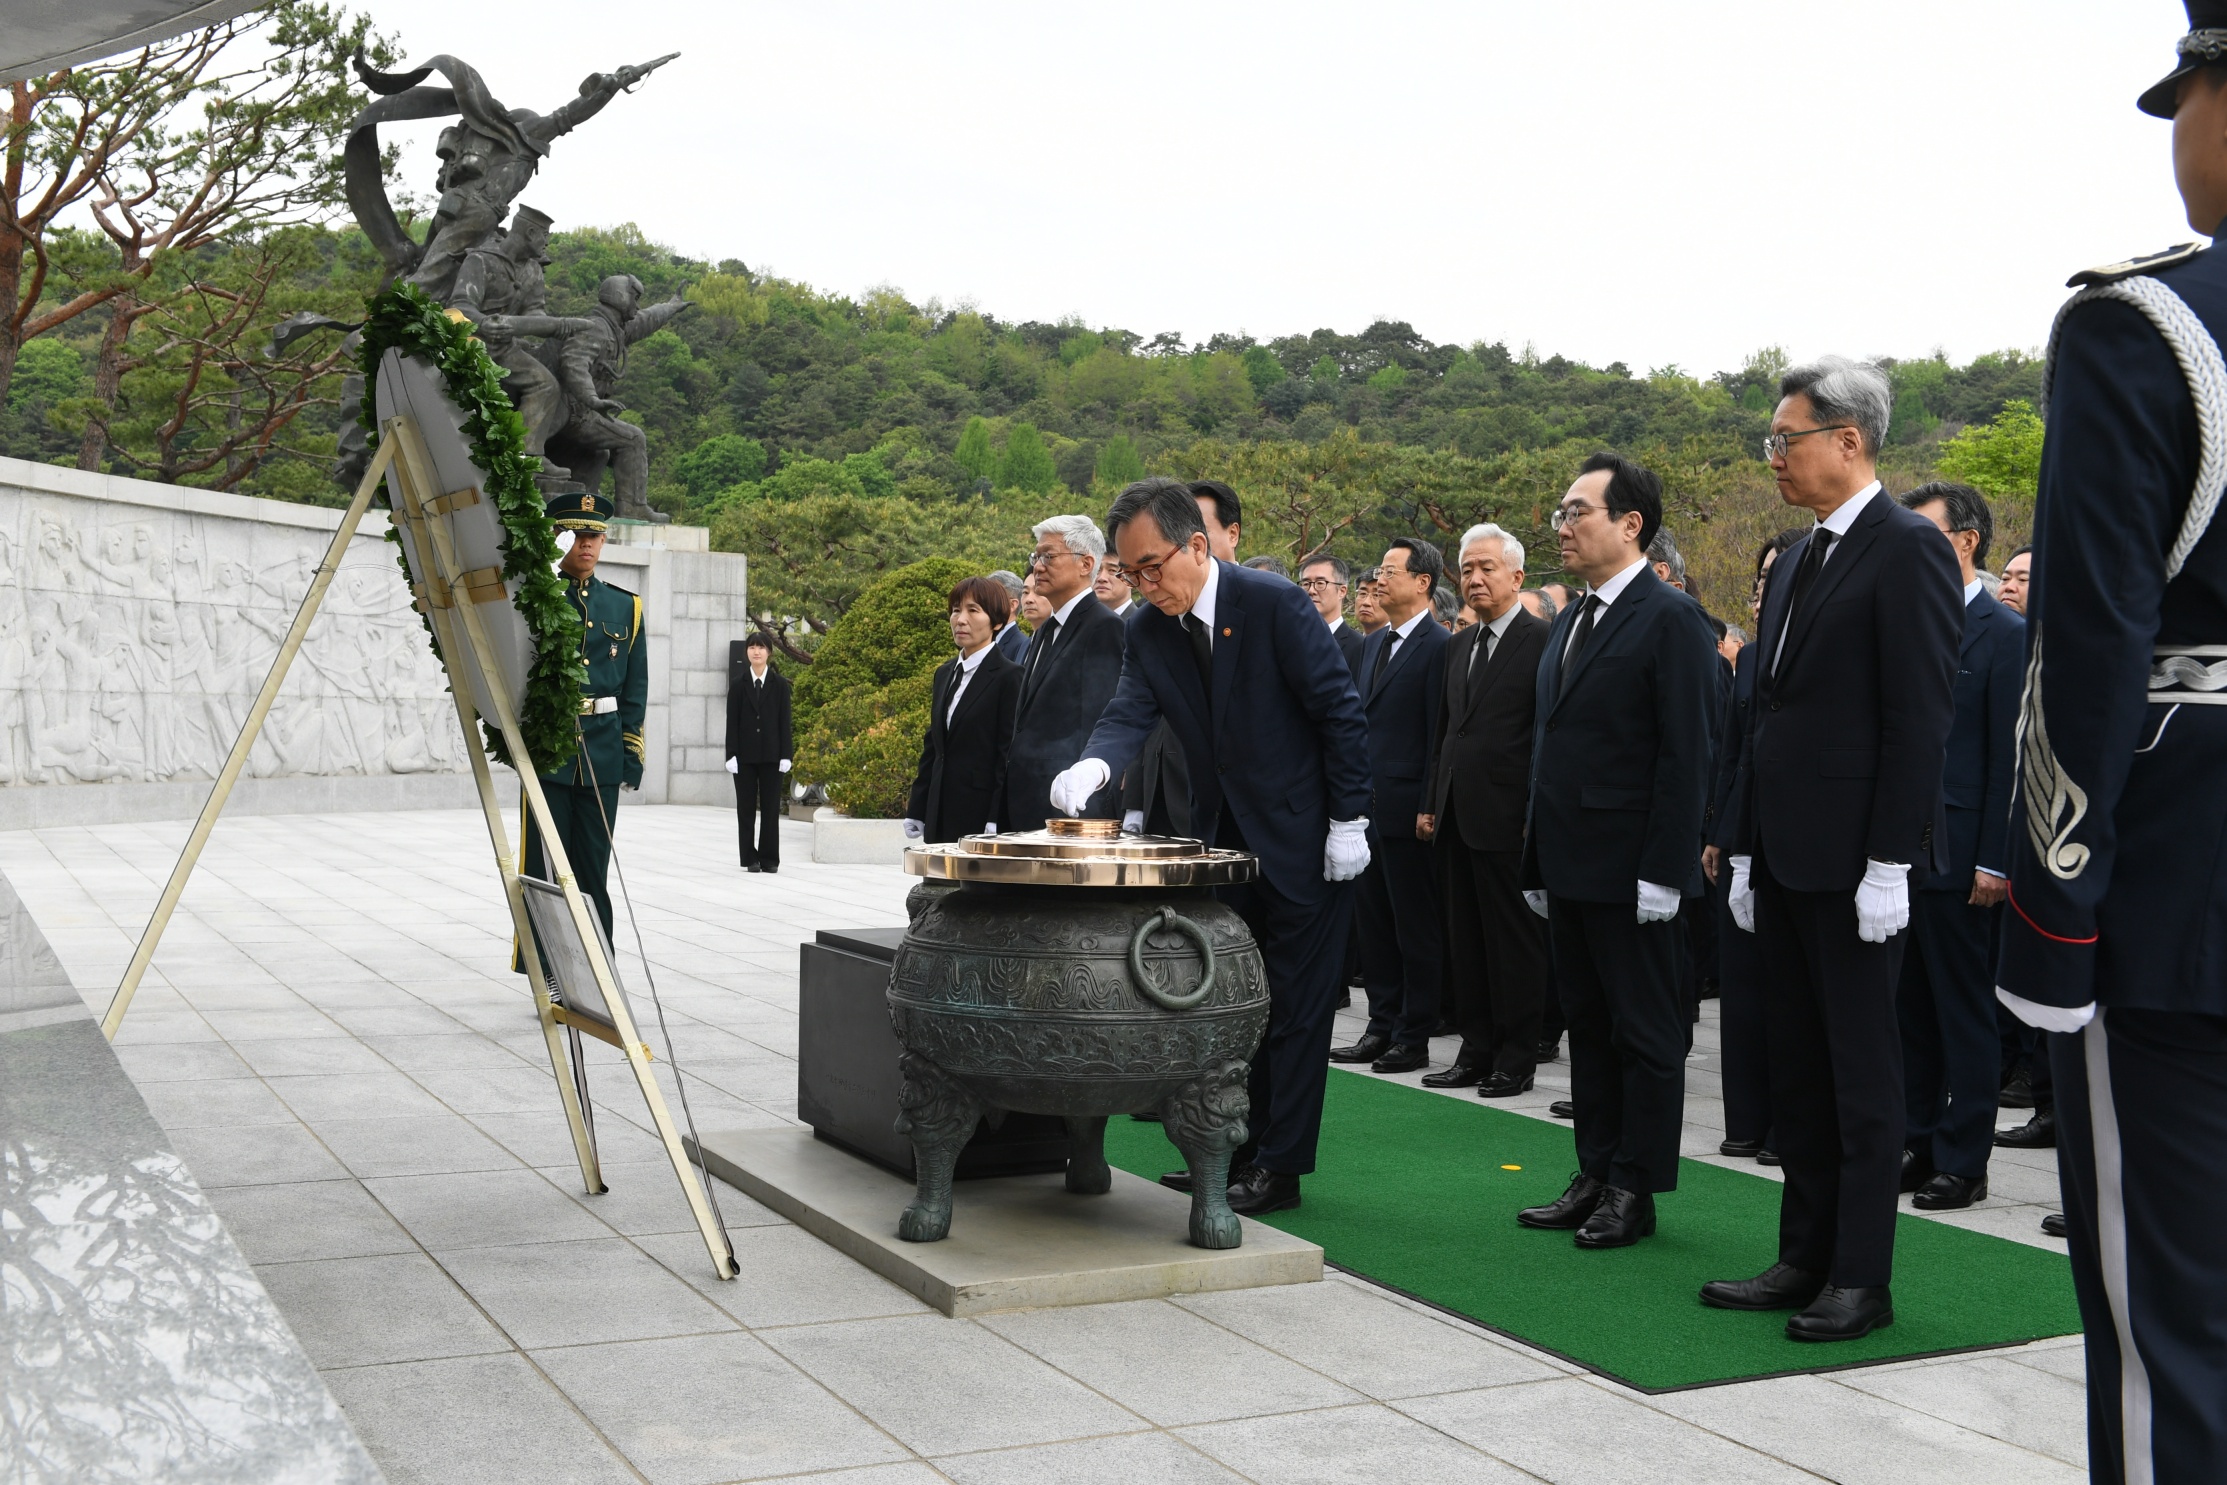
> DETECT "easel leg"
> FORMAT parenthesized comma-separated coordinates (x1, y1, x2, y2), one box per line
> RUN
(102, 439, 398, 1041)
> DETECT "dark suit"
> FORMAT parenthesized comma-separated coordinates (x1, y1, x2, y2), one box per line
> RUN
(993, 621, 1028, 663)
(1083, 561, 1371, 1174)
(1117, 605, 1192, 838)
(1707, 643, 1769, 1144)
(1354, 615, 1449, 1047)
(1428, 606, 1551, 1077)
(1524, 565, 1718, 1194)
(725, 655, 792, 869)
(1003, 592, 1126, 831)
(1899, 588, 2024, 1181)
(1727, 488, 1961, 1288)
(1331, 620, 1365, 674)
(907, 649, 1021, 843)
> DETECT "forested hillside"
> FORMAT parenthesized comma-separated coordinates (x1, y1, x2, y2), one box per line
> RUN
(2, 219, 2046, 642)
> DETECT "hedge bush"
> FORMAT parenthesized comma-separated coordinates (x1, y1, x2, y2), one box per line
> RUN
(793, 557, 979, 818)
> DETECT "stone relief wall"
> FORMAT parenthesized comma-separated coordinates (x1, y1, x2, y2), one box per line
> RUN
(0, 474, 466, 789)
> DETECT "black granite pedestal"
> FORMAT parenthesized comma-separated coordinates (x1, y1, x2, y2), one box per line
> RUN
(799, 926, 1070, 1179)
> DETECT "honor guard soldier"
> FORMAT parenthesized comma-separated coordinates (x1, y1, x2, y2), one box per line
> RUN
(1998, 8, 2227, 1479)
(518, 488, 647, 967)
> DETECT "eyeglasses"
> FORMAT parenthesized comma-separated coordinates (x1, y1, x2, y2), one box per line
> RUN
(1549, 502, 1608, 532)
(1108, 547, 1183, 587)
(1761, 425, 1851, 460)
(1296, 576, 1346, 593)
(1027, 547, 1084, 570)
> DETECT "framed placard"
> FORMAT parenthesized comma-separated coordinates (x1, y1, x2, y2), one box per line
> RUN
(518, 875, 630, 1036)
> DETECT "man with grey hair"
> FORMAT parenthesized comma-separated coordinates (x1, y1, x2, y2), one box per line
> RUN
(988, 569, 1029, 661)
(1001, 516, 1126, 829)
(1708, 353, 1960, 1341)
(1647, 530, 1688, 591)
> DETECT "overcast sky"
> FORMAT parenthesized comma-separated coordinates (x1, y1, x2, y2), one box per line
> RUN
(353, 0, 2197, 377)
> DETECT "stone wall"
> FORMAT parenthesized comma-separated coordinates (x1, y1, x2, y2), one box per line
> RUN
(0, 457, 748, 827)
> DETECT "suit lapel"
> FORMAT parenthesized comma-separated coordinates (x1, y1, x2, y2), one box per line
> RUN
(1464, 615, 1525, 719)
(1959, 590, 1994, 657)
(1775, 496, 1886, 681)
(1145, 606, 1211, 729)
(1552, 572, 1649, 711)
(1209, 571, 1243, 734)
(946, 655, 990, 731)
(1367, 618, 1426, 703)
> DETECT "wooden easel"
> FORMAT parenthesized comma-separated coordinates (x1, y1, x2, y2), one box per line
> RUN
(101, 413, 737, 1280)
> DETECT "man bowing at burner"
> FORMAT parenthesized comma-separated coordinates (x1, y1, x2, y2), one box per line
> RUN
(1048, 477, 1373, 1216)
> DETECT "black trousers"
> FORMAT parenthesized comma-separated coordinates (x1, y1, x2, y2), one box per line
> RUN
(1220, 813, 1354, 1176)
(735, 762, 783, 868)
(1753, 861, 1906, 1287)
(1549, 898, 1686, 1194)
(1356, 830, 1443, 1046)
(2053, 1011, 2227, 1485)
(1899, 888, 1999, 1178)
(1714, 882, 1772, 1145)
(517, 779, 620, 971)
(1437, 836, 1546, 1077)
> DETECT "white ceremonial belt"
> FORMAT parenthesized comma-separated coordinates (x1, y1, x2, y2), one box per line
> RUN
(579, 696, 619, 715)
(2148, 646, 2227, 702)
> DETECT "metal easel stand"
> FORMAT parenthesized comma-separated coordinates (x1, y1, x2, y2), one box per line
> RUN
(101, 412, 735, 1281)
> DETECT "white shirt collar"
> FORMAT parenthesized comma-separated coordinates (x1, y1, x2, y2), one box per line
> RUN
(1485, 601, 1522, 638)
(1819, 480, 1882, 540)
(1962, 577, 1984, 606)
(1189, 557, 1223, 640)
(1049, 586, 1090, 627)
(1588, 556, 1650, 607)
(1387, 607, 1431, 641)
(957, 643, 991, 674)
(1325, 613, 1345, 633)
(1109, 598, 1132, 617)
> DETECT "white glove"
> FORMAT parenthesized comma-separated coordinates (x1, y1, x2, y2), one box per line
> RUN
(1122, 810, 1146, 834)
(1636, 879, 1681, 925)
(725, 756, 738, 775)
(1523, 889, 1548, 919)
(778, 758, 791, 773)
(1324, 817, 1371, 881)
(553, 528, 576, 562)
(1855, 858, 1910, 943)
(1728, 855, 1755, 933)
(902, 818, 925, 839)
(1048, 758, 1111, 816)
(984, 822, 998, 836)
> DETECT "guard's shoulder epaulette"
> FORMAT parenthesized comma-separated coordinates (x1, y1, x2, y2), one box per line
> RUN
(2067, 241, 2206, 288)
(594, 577, 638, 599)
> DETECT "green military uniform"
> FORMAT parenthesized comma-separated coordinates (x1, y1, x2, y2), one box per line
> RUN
(517, 489, 647, 969)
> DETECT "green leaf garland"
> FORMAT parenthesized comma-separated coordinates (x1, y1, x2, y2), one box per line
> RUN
(358, 282, 584, 773)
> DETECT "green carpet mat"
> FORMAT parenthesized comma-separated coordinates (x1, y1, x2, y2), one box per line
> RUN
(1105, 1069, 2080, 1391)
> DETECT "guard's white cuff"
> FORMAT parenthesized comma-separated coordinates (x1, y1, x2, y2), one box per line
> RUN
(1636, 879, 1680, 924)
(1122, 810, 1146, 834)
(1523, 889, 1549, 919)
(1996, 988, 2096, 1034)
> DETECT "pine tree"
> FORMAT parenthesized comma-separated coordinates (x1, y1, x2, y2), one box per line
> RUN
(997, 422, 1057, 493)
(1095, 435, 1145, 487)
(954, 416, 995, 480)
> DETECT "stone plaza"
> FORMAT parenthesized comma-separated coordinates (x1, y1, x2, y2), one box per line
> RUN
(3, 800, 2090, 1484)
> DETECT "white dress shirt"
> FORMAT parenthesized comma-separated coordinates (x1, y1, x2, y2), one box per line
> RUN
(1472, 599, 1522, 671)
(946, 642, 991, 724)
(1772, 480, 1882, 666)
(1186, 558, 1223, 646)
(1563, 556, 1648, 664)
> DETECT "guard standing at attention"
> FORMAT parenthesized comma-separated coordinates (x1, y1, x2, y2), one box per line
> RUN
(1998, 9, 2227, 1479)
(518, 488, 647, 962)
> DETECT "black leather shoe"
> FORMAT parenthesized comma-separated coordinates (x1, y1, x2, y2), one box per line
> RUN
(1420, 1063, 1483, 1089)
(1787, 1285, 1894, 1342)
(1549, 1099, 1574, 1119)
(1995, 1108, 2057, 1149)
(2041, 1212, 2068, 1238)
(1535, 1039, 1561, 1063)
(744, 864, 762, 873)
(1999, 1069, 2036, 1109)
(1912, 1172, 1987, 1210)
(1370, 1042, 1430, 1074)
(1476, 1072, 1535, 1099)
(1574, 1186, 1654, 1248)
(761, 864, 779, 874)
(1756, 1148, 1781, 1166)
(1432, 1018, 1456, 1038)
(1225, 1166, 1300, 1215)
(1328, 1033, 1389, 1064)
(1517, 1172, 1604, 1230)
(1158, 1168, 1194, 1194)
(1719, 1138, 1764, 1158)
(1700, 1261, 1827, 1311)
(1899, 1148, 1936, 1193)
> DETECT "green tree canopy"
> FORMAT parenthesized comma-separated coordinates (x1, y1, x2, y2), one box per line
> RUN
(997, 421, 1056, 493)
(1095, 434, 1145, 488)
(675, 433, 769, 498)
(1936, 399, 2045, 499)
(954, 415, 995, 480)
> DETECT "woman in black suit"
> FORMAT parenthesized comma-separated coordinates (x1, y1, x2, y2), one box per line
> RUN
(904, 576, 1022, 843)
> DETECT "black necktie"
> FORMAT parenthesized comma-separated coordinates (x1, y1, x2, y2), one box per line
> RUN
(1774, 529, 1835, 674)
(1371, 628, 1400, 690)
(1183, 613, 1214, 709)
(1024, 616, 1058, 695)
(1468, 622, 1496, 680)
(1560, 595, 1598, 682)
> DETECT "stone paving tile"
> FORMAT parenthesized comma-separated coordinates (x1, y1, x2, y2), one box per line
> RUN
(936, 1431, 1245, 1484)
(204, 1178, 418, 1265)
(1403, 1375, 1825, 1483)
(1178, 1402, 1529, 1483)
(539, 1160, 784, 1237)
(364, 1167, 615, 1250)
(764, 1314, 1145, 1455)
(167, 1120, 351, 1187)
(639, 1226, 933, 1329)
(310, 1112, 525, 1179)
(1832, 1354, 2087, 1466)
(435, 1237, 741, 1350)
(259, 1252, 509, 1369)
(325, 1353, 640, 1485)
